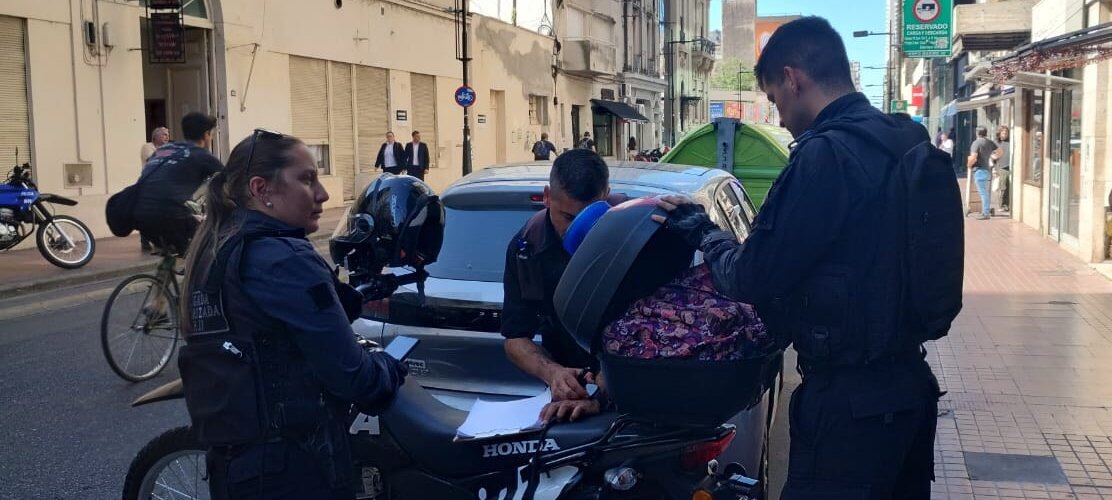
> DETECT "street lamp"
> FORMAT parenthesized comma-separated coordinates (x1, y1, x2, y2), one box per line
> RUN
(853, 31, 891, 38)
(853, 29, 898, 112)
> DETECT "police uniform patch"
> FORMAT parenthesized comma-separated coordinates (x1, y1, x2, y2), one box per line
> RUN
(189, 289, 230, 336)
(308, 283, 334, 311)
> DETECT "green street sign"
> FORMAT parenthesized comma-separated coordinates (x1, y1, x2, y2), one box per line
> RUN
(892, 100, 909, 113)
(903, 0, 951, 58)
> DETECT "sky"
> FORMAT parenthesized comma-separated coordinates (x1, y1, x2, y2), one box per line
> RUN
(709, 0, 890, 108)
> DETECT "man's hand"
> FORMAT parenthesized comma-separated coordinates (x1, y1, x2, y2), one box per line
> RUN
(540, 398, 600, 423)
(545, 366, 594, 401)
(651, 195, 718, 249)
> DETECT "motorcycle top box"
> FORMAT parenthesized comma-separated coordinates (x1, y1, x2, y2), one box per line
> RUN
(555, 199, 782, 427)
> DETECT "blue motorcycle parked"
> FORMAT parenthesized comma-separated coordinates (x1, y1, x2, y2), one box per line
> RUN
(0, 162, 95, 268)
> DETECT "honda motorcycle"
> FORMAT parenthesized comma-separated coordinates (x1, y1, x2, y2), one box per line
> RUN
(0, 162, 95, 268)
(122, 339, 762, 500)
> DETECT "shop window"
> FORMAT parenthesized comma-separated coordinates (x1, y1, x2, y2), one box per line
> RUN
(1024, 89, 1044, 186)
(529, 95, 549, 126)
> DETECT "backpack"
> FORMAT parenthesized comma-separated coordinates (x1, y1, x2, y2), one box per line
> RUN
(105, 150, 174, 237)
(817, 120, 964, 344)
(532, 140, 549, 158)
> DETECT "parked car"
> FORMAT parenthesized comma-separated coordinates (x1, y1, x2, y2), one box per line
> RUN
(347, 161, 782, 485)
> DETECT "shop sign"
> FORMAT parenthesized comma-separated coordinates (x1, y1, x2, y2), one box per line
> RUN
(148, 12, 185, 64)
(911, 85, 925, 107)
(902, 0, 952, 58)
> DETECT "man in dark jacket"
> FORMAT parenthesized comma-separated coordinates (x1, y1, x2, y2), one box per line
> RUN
(532, 133, 558, 160)
(502, 150, 611, 402)
(657, 17, 944, 498)
(134, 112, 222, 255)
(374, 131, 406, 175)
(404, 130, 430, 180)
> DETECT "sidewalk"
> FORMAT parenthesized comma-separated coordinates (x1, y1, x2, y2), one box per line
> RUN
(0, 206, 348, 299)
(930, 216, 1112, 499)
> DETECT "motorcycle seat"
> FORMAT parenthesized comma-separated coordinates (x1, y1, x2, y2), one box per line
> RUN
(381, 381, 618, 478)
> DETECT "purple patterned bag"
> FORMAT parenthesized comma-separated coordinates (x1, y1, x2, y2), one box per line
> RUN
(602, 264, 770, 361)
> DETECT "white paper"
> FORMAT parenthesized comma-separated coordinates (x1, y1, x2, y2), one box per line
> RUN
(456, 389, 552, 440)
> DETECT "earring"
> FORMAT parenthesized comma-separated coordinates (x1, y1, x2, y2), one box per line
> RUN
(265, 201, 274, 208)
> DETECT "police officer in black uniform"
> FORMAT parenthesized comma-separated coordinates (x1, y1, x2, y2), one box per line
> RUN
(657, 18, 952, 498)
(502, 150, 615, 402)
(178, 130, 422, 499)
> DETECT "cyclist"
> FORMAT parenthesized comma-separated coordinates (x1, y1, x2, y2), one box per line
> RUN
(133, 112, 223, 256)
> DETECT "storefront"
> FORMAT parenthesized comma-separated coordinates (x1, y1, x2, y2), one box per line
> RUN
(590, 99, 649, 159)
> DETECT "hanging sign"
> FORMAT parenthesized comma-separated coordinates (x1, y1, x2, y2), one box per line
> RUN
(148, 12, 185, 64)
(902, 0, 952, 58)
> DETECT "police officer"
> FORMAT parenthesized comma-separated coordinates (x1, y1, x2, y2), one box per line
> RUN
(178, 129, 409, 499)
(502, 149, 615, 402)
(656, 18, 948, 498)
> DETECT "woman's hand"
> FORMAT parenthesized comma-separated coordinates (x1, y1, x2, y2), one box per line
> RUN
(540, 398, 600, 423)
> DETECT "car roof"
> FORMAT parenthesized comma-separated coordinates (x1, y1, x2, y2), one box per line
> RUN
(444, 161, 732, 197)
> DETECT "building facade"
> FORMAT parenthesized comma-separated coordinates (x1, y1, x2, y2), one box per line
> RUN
(0, 0, 626, 239)
(618, 0, 667, 153)
(663, 0, 715, 145)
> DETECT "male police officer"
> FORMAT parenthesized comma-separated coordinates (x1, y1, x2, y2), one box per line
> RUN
(502, 150, 611, 401)
(657, 18, 946, 498)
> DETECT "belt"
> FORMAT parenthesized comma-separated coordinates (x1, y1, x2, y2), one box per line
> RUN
(797, 345, 926, 377)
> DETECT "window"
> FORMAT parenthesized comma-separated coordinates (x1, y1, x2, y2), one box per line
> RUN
(306, 144, 331, 175)
(528, 95, 549, 125)
(714, 180, 757, 241)
(1024, 89, 1044, 186)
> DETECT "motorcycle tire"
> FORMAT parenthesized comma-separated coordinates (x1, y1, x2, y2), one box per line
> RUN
(122, 426, 210, 500)
(36, 215, 95, 269)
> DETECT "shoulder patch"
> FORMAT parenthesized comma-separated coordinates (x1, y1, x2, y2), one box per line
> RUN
(308, 282, 334, 311)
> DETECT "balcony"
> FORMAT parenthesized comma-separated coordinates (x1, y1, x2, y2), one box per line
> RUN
(561, 39, 617, 77)
(693, 39, 716, 73)
(953, 0, 1035, 53)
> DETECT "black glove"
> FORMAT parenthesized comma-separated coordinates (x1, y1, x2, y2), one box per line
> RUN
(661, 203, 718, 249)
(356, 350, 409, 416)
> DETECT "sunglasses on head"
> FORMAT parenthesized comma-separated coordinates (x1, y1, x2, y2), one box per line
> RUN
(245, 128, 286, 177)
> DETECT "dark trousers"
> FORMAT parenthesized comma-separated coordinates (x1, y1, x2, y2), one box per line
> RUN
(207, 440, 354, 500)
(382, 166, 404, 175)
(782, 358, 941, 499)
(405, 167, 426, 180)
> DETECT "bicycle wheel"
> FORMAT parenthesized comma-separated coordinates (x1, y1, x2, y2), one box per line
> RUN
(101, 274, 179, 382)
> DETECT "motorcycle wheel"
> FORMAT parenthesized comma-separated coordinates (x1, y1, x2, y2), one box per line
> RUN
(123, 426, 210, 500)
(35, 215, 95, 268)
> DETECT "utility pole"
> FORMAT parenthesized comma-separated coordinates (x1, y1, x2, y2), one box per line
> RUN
(455, 0, 473, 176)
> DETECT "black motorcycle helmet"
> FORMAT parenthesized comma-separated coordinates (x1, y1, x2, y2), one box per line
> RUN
(553, 198, 695, 354)
(330, 174, 444, 283)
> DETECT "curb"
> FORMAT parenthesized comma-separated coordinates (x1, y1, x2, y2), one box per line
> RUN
(0, 233, 333, 301)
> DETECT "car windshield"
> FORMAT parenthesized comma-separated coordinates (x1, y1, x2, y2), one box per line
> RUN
(424, 207, 537, 282)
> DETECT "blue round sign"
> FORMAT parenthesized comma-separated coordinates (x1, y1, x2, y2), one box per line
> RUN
(454, 85, 477, 108)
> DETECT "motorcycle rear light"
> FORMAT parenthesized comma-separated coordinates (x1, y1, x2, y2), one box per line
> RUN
(681, 429, 736, 470)
(603, 466, 638, 491)
(362, 298, 390, 321)
(691, 490, 713, 500)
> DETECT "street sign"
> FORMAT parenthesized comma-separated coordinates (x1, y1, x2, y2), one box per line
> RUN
(709, 101, 725, 119)
(892, 100, 909, 113)
(903, 0, 951, 58)
(148, 12, 185, 64)
(454, 86, 476, 108)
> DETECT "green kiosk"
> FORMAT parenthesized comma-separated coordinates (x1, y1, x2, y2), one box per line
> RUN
(660, 118, 793, 207)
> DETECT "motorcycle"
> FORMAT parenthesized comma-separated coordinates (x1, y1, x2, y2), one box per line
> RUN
(122, 339, 762, 500)
(0, 161, 95, 268)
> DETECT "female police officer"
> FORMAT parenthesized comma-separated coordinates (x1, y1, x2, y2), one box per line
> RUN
(177, 129, 408, 499)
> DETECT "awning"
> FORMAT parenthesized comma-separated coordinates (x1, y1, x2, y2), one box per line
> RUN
(966, 62, 1082, 90)
(955, 83, 1015, 112)
(988, 22, 1112, 81)
(590, 99, 649, 123)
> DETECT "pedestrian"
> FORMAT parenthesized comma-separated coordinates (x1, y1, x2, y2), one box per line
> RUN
(992, 125, 1011, 214)
(178, 129, 410, 499)
(141, 127, 170, 165)
(133, 112, 222, 257)
(532, 132, 558, 161)
(968, 126, 999, 220)
(939, 132, 954, 156)
(627, 136, 638, 158)
(374, 131, 406, 175)
(139, 126, 170, 252)
(656, 17, 950, 498)
(578, 132, 596, 152)
(404, 130, 430, 180)
(934, 127, 943, 147)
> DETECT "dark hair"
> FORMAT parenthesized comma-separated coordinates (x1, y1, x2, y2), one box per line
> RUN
(541, 132, 549, 140)
(550, 149, 609, 203)
(977, 127, 988, 137)
(754, 16, 854, 92)
(412, 130, 420, 137)
(996, 125, 1009, 142)
(180, 132, 305, 325)
(181, 112, 217, 141)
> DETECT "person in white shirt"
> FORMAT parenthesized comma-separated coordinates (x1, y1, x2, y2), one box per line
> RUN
(939, 132, 954, 156)
(141, 127, 170, 165)
(374, 131, 406, 175)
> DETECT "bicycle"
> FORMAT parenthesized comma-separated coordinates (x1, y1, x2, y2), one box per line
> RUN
(100, 252, 182, 382)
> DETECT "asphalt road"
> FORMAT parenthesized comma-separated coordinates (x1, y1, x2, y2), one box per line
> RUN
(0, 285, 797, 499)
